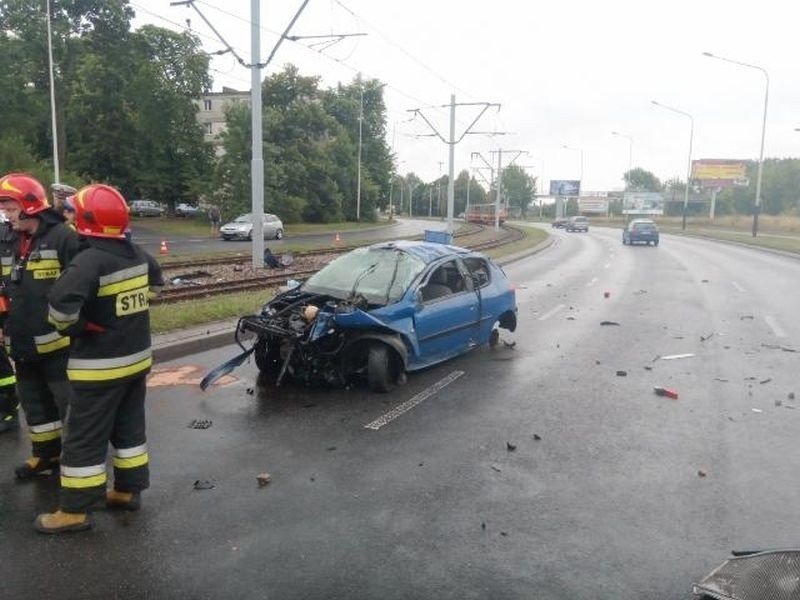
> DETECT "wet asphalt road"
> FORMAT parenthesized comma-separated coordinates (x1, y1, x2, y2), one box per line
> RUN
(2, 226, 800, 599)
(131, 217, 436, 256)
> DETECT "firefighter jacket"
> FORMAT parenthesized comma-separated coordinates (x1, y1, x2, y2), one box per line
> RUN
(47, 238, 163, 385)
(0, 212, 81, 361)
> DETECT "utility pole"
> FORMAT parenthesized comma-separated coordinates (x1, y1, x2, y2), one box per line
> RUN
(46, 0, 59, 182)
(356, 73, 363, 220)
(473, 149, 526, 229)
(408, 96, 501, 232)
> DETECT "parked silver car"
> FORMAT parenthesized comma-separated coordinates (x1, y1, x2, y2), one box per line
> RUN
(220, 213, 284, 241)
(129, 199, 165, 217)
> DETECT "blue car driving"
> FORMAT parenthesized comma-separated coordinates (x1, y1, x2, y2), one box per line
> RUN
(237, 240, 518, 392)
(623, 219, 660, 246)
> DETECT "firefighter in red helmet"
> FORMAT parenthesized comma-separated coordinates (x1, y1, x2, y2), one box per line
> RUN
(0, 173, 80, 471)
(36, 184, 163, 534)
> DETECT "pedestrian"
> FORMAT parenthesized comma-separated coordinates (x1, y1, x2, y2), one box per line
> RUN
(208, 204, 221, 237)
(0, 173, 80, 471)
(35, 184, 163, 534)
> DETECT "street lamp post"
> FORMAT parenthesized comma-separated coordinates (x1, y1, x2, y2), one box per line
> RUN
(611, 131, 633, 176)
(703, 52, 769, 237)
(651, 100, 694, 231)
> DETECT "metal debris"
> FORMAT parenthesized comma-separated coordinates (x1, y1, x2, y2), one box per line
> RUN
(533, 434, 542, 441)
(616, 370, 627, 377)
(697, 470, 707, 477)
(600, 321, 621, 326)
(491, 465, 502, 473)
(759, 378, 772, 385)
(506, 442, 517, 452)
(659, 353, 695, 361)
(740, 315, 754, 320)
(713, 378, 729, 383)
(256, 473, 272, 487)
(188, 419, 213, 429)
(700, 333, 715, 342)
(193, 480, 215, 490)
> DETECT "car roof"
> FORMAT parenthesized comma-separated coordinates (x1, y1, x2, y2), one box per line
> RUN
(368, 240, 472, 264)
(630, 219, 656, 224)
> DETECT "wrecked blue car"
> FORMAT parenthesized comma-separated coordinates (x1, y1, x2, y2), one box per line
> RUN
(236, 240, 518, 392)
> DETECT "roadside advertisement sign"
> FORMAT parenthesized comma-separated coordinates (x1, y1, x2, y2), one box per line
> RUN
(578, 197, 609, 214)
(691, 159, 749, 188)
(623, 192, 664, 215)
(549, 180, 581, 196)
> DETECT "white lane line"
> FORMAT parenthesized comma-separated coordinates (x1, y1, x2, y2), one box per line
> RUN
(732, 281, 746, 293)
(364, 370, 465, 431)
(765, 316, 788, 338)
(586, 277, 599, 287)
(538, 304, 565, 321)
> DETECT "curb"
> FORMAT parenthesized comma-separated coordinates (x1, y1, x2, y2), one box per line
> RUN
(151, 233, 555, 363)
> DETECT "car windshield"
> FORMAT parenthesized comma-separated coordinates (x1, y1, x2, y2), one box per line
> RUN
(304, 247, 426, 304)
(233, 215, 252, 223)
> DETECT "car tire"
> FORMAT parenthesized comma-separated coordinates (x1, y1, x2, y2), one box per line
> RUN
(275, 228, 283, 240)
(367, 344, 393, 393)
(254, 338, 281, 376)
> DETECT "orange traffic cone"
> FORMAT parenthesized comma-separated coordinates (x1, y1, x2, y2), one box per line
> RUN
(160, 239, 168, 255)
(333, 232, 341, 246)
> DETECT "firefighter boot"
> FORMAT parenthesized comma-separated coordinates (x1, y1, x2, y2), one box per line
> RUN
(34, 510, 92, 534)
(14, 456, 60, 479)
(0, 410, 18, 433)
(106, 489, 141, 511)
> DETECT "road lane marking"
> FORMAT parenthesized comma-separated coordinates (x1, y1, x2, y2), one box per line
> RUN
(537, 304, 565, 321)
(765, 316, 788, 338)
(364, 370, 465, 431)
(732, 281, 746, 293)
(586, 277, 598, 287)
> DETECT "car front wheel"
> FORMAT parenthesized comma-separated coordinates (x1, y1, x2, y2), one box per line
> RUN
(275, 228, 283, 240)
(367, 344, 393, 393)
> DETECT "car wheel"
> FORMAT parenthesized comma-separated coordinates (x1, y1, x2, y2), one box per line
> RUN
(253, 338, 281, 376)
(275, 228, 283, 240)
(367, 344, 393, 393)
(654, 240, 659, 246)
(247, 230, 253, 241)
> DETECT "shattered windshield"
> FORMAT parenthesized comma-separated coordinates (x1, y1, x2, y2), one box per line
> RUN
(304, 247, 425, 304)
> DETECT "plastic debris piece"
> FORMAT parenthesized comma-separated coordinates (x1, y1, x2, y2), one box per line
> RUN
(566, 316, 576, 320)
(644, 366, 653, 371)
(327, 446, 337, 452)
(256, 473, 271, 487)
(604, 291, 610, 298)
(775, 399, 783, 407)
(188, 419, 213, 429)
(600, 321, 620, 326)
(506, 442, 517, 452)
(659, 353, 695, 361)
(701, 279, 709, 283)
(491, 465, 502, 472)
(653, 386, 679, 399)
(700, 333, 715, 342)
(286, 279, 300, 289)
(740, 315, 754, 320)
(759, 378, 772, 385)
(616, 370, 627, 377)
(790, 392, 796, 400)
(193, 480, 215, 490)
(533, 434, 542, 441)
(785, 405, 796, 410)
(697, 470, 707, 477)
(751, 408, 763, 413)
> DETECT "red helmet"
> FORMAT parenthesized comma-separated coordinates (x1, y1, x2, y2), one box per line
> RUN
(72, 184, 130, 239)
(0, 173, 49, 215)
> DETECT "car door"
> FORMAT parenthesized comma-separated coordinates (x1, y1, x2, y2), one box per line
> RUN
(262, 215, 275, 239)
(412, 259, 479, 366)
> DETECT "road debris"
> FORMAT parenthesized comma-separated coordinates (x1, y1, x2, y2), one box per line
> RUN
(790, 392, 796, 400)
(616, 370, 627, 377)
(659, 353, 695, 361)
(701, 279, 709, 283)
(502, 340, 516, 349)
(533, 434, 542, 441)
(193, 480, 215, 490)
(761, 343, 798, 352)
(700, 332, 715, 342)
(506, 442, 517, 452)
(491, 465, 502, 473)
(188, 419, 213, 429)
(256, 473, 272, 487)
(633, 289, 648, 295)
(566, 316, 576, 320)
(600, 321, 621, 326)
(775, 399, 783, 407)
(697, 470, 707, 477)
(644, 366, 653, 371)
(713, 378, 729, 383)
(604, 291, 611, 298)
(740, 315, 755, 321)
(759, 378, 772, 385)
(751, 408, 763, 413)
(654, 387, 679, 399)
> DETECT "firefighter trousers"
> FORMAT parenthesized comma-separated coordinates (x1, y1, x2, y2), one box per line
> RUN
(16, 352, 72, 459)
(60, 375, 149, 513)
(0, 346, 17, 415)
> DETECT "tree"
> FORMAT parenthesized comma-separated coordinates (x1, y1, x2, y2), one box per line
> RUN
(501, 165, 537, 217)
(623, 168, 662, 192)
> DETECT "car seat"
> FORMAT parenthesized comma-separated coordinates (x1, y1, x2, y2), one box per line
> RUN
(422, 268, 452, 301)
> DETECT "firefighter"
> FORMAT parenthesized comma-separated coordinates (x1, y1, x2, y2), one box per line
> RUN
(35, 184, 163, 534)
(0, 211, 19, 432)
(0, 173, 80, 470)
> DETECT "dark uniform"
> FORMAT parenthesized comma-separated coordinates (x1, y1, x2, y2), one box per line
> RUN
(0, 221, 19, 432)
(1, 211, 80, 462)
(47, 236, 163, 512)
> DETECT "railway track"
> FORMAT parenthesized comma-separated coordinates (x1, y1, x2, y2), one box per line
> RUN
(153, 224, 523, 306)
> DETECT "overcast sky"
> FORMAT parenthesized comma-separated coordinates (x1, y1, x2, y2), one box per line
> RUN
(131, 0, 800, 193)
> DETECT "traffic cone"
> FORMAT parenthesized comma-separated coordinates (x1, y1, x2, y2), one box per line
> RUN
(333, 232, 341, 246)
(160, 239, 168, 255)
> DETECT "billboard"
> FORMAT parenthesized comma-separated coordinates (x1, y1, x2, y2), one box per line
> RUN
(623, 192, 664, 215)
(579, 197, 609, 214)
(691, 159, 749, 189)
(550, 180, 581, 197)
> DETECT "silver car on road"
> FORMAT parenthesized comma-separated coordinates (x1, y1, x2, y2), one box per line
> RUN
(220, 213, 284, 241)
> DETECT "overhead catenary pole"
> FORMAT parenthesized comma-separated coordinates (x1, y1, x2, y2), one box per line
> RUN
(409, 98, 501, 233)
(651, 100, 693, 231)
(46, 0, 59, 182)
(249, 0, 264, 266)
(356, 73, 363, 221)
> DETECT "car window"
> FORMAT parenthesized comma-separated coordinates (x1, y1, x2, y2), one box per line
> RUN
(234, 215, 251, 223)
(304, 246, 425, 304)
(633, 222, 657, 231)
(463, 257, 491, 288)
(421, 260, 467, 302)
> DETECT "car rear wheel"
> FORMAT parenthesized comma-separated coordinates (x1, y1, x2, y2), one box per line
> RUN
(367, 344, 393, 393)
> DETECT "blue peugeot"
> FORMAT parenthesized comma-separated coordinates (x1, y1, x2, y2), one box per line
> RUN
(237, 241, 518, 392)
